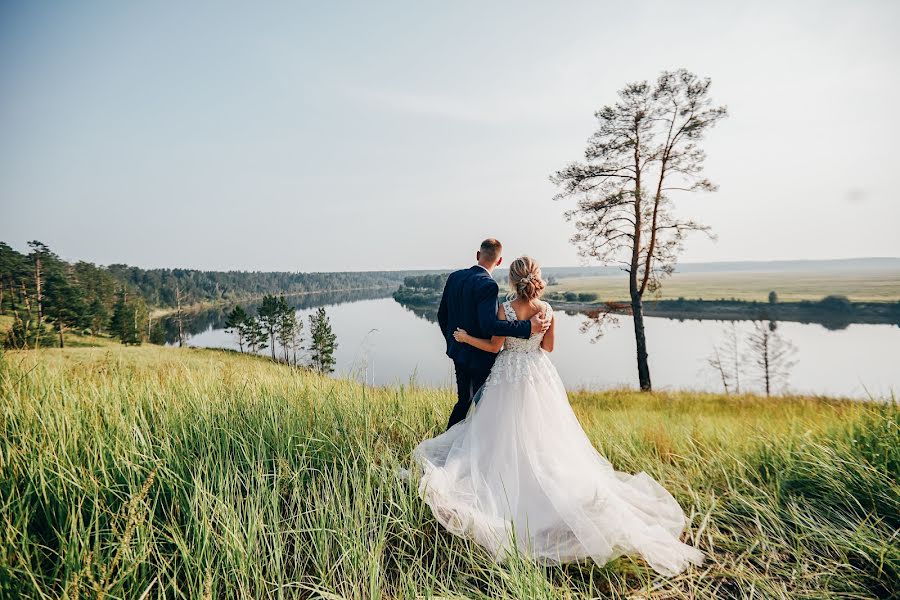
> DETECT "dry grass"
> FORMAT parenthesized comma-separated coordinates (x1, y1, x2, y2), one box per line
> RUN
(553, 269, 900, 302)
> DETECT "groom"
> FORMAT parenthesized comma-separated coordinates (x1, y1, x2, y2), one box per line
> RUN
(438, 238, 550, 429)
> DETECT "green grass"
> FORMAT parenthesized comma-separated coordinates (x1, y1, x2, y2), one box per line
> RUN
(1, 346, 898, 598)
(553, 269, 900, 302)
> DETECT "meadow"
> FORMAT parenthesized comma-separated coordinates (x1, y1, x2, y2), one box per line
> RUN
(1, 345, 898, 599)
(552, 269, 900, 303)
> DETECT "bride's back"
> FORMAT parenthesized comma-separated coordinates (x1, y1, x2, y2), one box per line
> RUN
(502, 299, 551, 353)
(506, 297, 546, 322)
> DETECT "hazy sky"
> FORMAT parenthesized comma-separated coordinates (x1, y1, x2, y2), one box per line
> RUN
(1, 1, 898, 271)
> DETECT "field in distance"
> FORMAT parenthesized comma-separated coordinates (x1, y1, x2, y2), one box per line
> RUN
(552, 268, 900, 303)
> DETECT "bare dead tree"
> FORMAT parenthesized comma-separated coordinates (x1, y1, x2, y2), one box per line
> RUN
(727, 322, 741, 394)
(708, 345, 731, 394)
(746, 321, 797, 396)
(174, 283, 186, 347)
(551, 69, 727, 390)
(291, 317, 305, 367)
(707, 322, 742, 394)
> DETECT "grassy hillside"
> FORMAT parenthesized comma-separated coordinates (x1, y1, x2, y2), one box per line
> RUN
(552, 269, 900, 303)
(1, 346, 897, 598)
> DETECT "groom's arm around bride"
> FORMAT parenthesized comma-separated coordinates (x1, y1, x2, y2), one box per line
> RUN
(437, 239, 550, 429)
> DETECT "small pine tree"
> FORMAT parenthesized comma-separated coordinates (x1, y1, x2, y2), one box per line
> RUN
(88, 297, 109, 335)
(109, 288, 144, 345)
(43, 271, 88, 348)
(109, 289, 129, 341)
(245, 315, 268, 354)
(308, 307, 337, 373)
(276, 302, 297, 363)
(3, 310, 54, 349)
(224, 305, 250, 353)
(257, 295, 283, 360)
(148, 319, 166, 345)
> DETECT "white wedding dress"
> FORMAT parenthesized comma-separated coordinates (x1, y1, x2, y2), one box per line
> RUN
(413, 301, 704, 576)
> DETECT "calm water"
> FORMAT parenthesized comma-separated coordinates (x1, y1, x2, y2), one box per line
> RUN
(172, 295, 899, 400)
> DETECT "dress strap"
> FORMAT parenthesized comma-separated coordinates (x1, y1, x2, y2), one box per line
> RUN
(502, 300, 516, 321)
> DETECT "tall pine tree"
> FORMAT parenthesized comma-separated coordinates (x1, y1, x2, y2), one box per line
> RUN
(43, 271, 87, 347)
(245, 314, 268, 355)
(308, 307, 337, 374)
(256, 295, 282, 360)
(276, 304, 297, 363)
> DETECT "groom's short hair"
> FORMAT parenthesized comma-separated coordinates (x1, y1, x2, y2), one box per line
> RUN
(479, 238, 502, 262)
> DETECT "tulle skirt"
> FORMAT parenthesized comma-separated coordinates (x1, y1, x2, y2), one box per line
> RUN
(413, 349, 705, 576)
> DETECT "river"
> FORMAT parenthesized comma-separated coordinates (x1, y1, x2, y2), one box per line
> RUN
(166, 291, 899, 400)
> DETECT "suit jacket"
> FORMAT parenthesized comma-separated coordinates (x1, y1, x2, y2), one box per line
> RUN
(437, 265, 532, 372)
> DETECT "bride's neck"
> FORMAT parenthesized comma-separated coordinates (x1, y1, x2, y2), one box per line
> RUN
(513, 296, 540, 309)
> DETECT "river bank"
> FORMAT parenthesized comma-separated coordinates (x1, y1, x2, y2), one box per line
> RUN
(149, 285, 396, 319)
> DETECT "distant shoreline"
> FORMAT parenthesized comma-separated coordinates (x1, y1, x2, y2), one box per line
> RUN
(553, 298, 900, 327)
(395, 294, 900, 328)
(150, 286, 395, 319)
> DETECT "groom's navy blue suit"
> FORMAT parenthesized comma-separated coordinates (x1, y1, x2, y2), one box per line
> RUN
(438, 265, 532, 429)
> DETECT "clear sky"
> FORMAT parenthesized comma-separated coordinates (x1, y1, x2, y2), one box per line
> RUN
(1, 1, 898, 271)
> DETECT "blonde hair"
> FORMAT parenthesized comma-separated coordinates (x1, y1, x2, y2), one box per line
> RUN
(508, 256, 545, 301)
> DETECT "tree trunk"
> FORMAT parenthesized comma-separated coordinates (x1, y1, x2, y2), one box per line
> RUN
(175, 286, 185, 348)
(35, 255, 43, 323)
(58, 322, 65, 348)
(270, 331, 276, 360)
(20, 281, 31, 313)
(628, 121, 650, 391)
(631, 294, 652, 391)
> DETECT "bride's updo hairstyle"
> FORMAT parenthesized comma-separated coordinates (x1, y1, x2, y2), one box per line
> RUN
(508, 256, 545, 301)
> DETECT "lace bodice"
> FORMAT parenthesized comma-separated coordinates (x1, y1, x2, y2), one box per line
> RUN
(501, 300, 552, 353)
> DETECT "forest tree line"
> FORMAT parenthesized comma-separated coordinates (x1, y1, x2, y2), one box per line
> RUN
(392, 273, 450, 306)
(0, 240, 416, 348)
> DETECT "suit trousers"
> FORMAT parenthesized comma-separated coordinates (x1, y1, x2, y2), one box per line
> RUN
(447, 361, 491, 430)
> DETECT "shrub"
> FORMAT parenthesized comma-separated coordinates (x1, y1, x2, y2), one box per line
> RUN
(819, 295, 853, 314)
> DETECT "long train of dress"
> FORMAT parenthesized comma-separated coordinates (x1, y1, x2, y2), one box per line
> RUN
(413, 302, 704, 576)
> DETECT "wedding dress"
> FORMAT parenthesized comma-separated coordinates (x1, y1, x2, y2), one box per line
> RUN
(413, 301, 704, 576)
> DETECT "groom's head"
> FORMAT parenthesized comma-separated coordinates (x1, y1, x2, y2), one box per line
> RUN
(476, 238, 503, 271)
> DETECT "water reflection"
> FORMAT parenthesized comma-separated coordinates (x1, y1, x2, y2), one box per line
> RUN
(171, 294, 898, 400)
(393, 296, 900, 332)
(161, 288, 392, 344)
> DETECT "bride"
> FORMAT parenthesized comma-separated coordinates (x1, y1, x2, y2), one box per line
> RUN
(412, 256, 704, 576)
